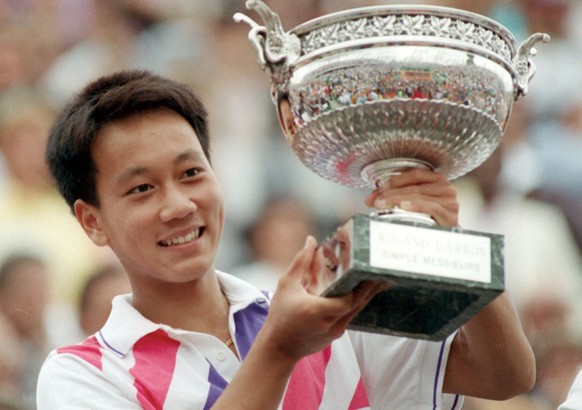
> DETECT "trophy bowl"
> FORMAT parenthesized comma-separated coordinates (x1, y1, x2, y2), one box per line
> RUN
(235, 1, 549, 188)
(235, 2, 549, 339)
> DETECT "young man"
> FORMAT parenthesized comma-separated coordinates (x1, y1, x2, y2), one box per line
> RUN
(37, 70, 535, 409)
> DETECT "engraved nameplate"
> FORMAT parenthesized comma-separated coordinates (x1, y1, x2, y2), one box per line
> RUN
(369, 220, 492, 283)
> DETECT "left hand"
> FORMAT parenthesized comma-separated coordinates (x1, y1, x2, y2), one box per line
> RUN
(364, 168, 459, 227)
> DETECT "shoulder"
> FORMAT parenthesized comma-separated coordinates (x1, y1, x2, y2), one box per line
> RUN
(52, 335, 104, 370)
(37, 336, 138, 409)
(38, 336, 107, 388)
(37, 339, 104, 407)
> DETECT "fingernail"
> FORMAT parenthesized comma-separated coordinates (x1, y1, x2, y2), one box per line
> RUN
(378, 174, 395, 188)
(305, 236, 316, 248)
(374, 198, 388, 209)
(400, 200, 412, 210)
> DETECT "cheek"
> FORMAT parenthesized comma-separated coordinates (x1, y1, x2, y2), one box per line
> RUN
(206, 188, 225, 230)
(101, 206, 150, 247)
(215, 193, 226, 226)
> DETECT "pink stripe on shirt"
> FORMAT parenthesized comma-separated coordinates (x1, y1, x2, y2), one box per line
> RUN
(130, 329, 180, 410)
(349, 376, 370, 409)
(282, 345, 332, 409)
(57, 335, 103, 370)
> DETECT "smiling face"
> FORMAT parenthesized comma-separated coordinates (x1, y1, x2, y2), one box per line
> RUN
(74, 109, 224, 295)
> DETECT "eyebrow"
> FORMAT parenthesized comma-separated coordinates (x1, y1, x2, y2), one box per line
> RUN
(116, 149, 205, 186)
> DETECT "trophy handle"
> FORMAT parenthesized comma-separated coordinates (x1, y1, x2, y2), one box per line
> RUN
(233, 0, 301, 73)
(514, 32, 551, 100)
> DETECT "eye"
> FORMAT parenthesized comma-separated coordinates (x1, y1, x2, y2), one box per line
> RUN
(129, 183, 152, 194)
(182, 167, 201, 179)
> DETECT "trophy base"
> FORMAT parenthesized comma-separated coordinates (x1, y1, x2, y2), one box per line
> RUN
(316, 214, 504, 341)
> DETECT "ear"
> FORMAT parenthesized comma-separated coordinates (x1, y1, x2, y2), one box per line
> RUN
(74, 199, 109, 247)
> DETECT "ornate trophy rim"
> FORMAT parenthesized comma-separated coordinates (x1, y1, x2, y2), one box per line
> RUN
(292, 4, 517, 40)
(290, 4, 518, 67)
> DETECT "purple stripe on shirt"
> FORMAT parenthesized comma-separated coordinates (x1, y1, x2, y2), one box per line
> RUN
(450, 394, 461, 409)
(233, 300, 269, 359)
(98, 330, 124, 356)
(433, 340, 447, 409)
(203, 360, 229, 410)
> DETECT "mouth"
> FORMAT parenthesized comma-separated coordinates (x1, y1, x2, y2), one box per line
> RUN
(158, 227, 204, 247)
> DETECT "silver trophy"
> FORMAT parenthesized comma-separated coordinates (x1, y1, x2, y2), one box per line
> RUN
(235, 1, 549, 340)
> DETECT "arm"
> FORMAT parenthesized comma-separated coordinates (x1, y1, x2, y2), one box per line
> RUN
(367, 168, 535, 400)
(444, 292, 535, 399)
(213, 236, 381, 409)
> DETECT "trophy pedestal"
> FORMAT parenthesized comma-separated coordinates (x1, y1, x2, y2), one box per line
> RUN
(316, 214, 504, 341)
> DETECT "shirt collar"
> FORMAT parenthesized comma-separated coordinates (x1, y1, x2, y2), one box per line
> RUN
(99, 271, 269, 356)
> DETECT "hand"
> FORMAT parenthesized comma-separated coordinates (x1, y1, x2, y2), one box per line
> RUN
(261, 236, 382, 361)
(364, 168, 459, 227)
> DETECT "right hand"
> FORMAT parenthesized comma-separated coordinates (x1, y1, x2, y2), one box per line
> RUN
(258, 236, 382, 362)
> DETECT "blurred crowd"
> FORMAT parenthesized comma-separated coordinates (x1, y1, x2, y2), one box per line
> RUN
(0, 0, 581, 408)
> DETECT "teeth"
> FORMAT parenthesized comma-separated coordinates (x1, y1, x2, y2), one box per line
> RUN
(160, 229, 200, 247)
(324, 256, 338, 272)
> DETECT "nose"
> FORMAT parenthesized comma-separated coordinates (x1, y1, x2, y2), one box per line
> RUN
(159, 185, 197, 223)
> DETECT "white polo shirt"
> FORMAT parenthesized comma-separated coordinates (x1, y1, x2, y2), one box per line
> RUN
(37, 271, 462, 409)
(559, 370, 582, 410)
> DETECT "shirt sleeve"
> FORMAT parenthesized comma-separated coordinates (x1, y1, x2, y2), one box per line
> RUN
(349, 330, 463, 409)
(559, 370, 582, 410)
(37, 351, 141, 409)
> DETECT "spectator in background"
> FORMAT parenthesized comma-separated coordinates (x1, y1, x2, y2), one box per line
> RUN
(518, 0, 582, 123)
(455, 147, 582, 339)
(454, 141, 582, 408)
(527, 97, 582, 252)
(232, 196, 317, 291)
(41, 0, 206, 108)
(535, 339, 582, 409)
(78, 263, 131, 337)
(0, 85, 117, 340)
(509, 0, 582, 252)
(0, 304, 25, 410)
(0, 253, 53, 410)
(40, 0, 149, 107)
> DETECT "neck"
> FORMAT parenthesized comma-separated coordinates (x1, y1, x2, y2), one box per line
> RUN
(131, 270, 231, 336)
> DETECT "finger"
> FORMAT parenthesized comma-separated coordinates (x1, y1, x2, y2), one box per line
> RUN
(373, 181, 458, 212)
(366, 172, 454, 208)
(392, 196, 459, 226)
(324, 281, 385, 333)
(280, 236, 318, 286)
(352, 280, 386, 305)
(326, 294, 377, 337)
(305, 246, 327, 294)
(387, 168, 446, 189)
(364, 191, 379, 208)
(375, 178, 455, 203)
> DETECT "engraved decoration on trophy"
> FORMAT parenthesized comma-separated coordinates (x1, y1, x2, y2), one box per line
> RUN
(235, 1, 549, 340)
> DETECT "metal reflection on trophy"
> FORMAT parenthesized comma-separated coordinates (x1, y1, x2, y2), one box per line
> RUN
(235, 1, 549, 340)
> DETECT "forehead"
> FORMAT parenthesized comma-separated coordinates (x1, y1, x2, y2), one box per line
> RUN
(92, 109, 206, 176)
(96, 109, 202, 152)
